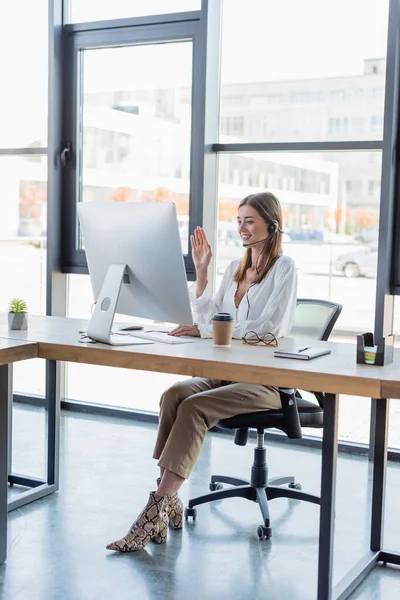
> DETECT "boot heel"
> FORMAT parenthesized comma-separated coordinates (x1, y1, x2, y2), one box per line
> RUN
(169, 495, 183, 529)
(169, 507, 183, 529)
(152, 518, 168, 544)
(170, 515, 183, 530)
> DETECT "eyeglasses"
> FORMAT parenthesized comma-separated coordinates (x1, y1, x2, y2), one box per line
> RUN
(242, 331, 278, 347)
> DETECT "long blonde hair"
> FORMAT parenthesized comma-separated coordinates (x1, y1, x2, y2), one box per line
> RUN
(233, 192, 283, 284)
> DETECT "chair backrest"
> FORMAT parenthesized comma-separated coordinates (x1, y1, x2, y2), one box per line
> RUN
(289, 298, 342, 342)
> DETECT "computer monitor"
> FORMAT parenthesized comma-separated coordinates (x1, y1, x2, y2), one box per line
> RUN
(77, 201, 193, 345)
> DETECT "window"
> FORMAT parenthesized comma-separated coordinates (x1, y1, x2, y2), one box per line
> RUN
(0, 0, 49, 403)
(0, 155, 48, 397)
(220, 0, 389, 142)
(68, 0, 200, 23)
(368, 180, 380, 196)
(372, 88, 384, 99)
(290, 92, 322, 104)
(0, 156, 47, 310)
(64, 27, 200, 270)
(328, 118, 341, 134)
(350, 117, 364, 133)
(371, 115, 384, 132)
(346, 179, 363, 196)
(328, 117, 364, 136)
(330, 90, 346, 101)
(0, 0, 48, 147)
(215, 150, 383, 447)
(216, 151, 381, 333)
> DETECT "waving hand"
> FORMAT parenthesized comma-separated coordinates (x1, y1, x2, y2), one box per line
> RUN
(191, 227, 212, 273)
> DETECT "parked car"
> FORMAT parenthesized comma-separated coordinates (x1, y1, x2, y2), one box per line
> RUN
(333, 246, 378, 278)
(354, 229, 378, 244)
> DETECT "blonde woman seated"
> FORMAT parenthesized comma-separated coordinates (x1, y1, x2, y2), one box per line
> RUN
(107, 191, 297, 552)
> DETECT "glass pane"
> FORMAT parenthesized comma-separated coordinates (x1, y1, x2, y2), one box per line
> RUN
(67, 273, 183, 411)
(215, 151, 381, 445)
(0, 0, 48, 147)
(220, 0, 389, 142)
(0, 155, 47, 396)
(69, 0, 200, 23)
(0, 156, 47, 312)
(78, 42, 192, 254)
(216, 150, 381, 335)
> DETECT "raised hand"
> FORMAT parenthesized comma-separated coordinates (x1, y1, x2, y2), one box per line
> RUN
(191, 227, 212, 274)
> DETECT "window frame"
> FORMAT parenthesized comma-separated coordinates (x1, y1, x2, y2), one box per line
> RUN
(60, 13, 205, 280)
(41, 0, 400, 452)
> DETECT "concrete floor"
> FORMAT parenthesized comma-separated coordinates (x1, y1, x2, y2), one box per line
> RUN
(1, 405, 399, 600)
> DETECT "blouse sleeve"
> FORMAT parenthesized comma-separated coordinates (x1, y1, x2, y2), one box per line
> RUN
(231, 257, 298, 340)
(190, 263, 236, 339)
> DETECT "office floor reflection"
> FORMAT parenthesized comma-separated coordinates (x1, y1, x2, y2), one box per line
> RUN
(5, 406, 400, 600)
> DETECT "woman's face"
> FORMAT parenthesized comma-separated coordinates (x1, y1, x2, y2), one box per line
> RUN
(237, 204, 269, 246)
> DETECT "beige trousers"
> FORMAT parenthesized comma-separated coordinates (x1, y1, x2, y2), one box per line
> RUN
(153, 377, 281, 480)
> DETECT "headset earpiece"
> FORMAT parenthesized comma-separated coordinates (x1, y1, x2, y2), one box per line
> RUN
(268, 220, 279, 236)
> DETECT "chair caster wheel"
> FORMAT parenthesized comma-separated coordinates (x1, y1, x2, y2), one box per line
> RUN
(257, 525, 272, 540)
(184, 507, 197, 520)
(289, 482, 302, 490)
(209, 482, 223, 491)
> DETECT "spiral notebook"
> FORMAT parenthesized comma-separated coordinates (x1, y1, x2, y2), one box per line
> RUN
(274, 346, 331, 361)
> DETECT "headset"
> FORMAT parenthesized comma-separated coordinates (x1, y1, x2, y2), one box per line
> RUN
(240, 218, 284, 316)
(268, 219, 281, 236)
(242, 220, 283, 247)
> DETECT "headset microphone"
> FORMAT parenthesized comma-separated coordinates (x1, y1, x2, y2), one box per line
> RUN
(242, 237, 269, 248)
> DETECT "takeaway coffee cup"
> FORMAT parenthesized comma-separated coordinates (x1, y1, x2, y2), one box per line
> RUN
(212, 313, 234, 347)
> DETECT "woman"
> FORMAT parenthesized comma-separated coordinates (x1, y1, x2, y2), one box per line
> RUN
(107, 191, 297, 552)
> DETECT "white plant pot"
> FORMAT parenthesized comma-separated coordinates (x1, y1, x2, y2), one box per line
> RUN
(8, 313, 28, 330)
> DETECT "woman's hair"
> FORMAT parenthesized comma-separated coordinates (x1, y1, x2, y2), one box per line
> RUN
(233, 191, 283, 284)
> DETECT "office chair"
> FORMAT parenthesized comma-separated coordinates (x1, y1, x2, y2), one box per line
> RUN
(185, 298, 342, 539)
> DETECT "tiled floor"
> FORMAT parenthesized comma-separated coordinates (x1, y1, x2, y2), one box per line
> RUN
(1, 405, 399, 600)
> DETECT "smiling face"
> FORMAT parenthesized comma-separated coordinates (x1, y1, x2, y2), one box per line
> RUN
(237, 204, 269, 246)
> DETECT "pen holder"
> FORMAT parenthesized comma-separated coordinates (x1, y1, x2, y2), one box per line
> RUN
(356, 332, 394, 366)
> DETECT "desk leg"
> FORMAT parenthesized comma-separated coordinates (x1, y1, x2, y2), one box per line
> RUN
(46, 360, 60, 489)
(318, 393, 339, 600)
(370, 398, 388, 552)
(0, 365, 10, 564)
(7, 364, 12, 476)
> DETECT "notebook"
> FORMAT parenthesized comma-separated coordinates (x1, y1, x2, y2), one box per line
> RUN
(274, 346, 331, 360)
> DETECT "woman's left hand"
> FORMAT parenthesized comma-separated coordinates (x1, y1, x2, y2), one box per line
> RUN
(169, 324, 201, 337)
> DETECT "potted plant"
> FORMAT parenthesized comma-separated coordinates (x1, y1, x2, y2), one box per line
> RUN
(8, 298, 28, 330)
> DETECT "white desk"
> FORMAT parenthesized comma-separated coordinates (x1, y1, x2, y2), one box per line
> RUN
(1, 313, 400, 600)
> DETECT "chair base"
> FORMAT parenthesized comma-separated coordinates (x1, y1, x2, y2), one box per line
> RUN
(186, 474, 320, 535)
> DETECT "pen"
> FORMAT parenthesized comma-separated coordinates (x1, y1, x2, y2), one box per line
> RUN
(298, 345, 310, 353)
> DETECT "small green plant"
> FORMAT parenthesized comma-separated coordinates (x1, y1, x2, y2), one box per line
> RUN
(8, 298, 28, 314)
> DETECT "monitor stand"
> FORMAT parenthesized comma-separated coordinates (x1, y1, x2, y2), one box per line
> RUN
(87, 263, 136, 346)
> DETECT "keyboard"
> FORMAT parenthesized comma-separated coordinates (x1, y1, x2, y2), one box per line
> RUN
(129, 330, 195, 345)
(109, 334, 154, 346)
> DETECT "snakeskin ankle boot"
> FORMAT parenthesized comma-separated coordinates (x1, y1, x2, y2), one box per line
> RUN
(106, 491, 169, 552)
(156, 477, 183, 530)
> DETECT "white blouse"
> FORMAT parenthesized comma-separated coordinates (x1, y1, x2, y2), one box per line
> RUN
(191, 255, 298, 339)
